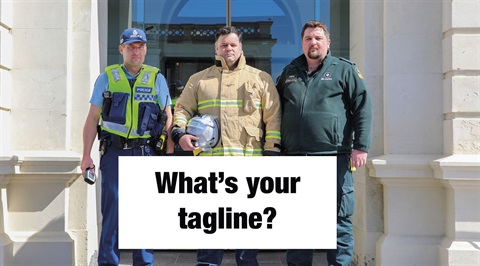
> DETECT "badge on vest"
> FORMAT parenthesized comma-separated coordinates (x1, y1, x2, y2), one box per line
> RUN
(141, 72, 151, 84)
(136, 87, 153, 93)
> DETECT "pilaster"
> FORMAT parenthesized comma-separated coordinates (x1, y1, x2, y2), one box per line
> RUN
(0, 156, 14, 265)
(370, 154, 446, 265)
(0, 152, 82, 265)
(432, 155, 480, 265)
(442, 0, 480, 155)
(439, 0, 480, 262)
(0, 0, 12, 156)
(349, 1, 385, 265)
(2, 0, 102, 264)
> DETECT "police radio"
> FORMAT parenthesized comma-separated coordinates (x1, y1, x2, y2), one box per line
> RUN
(84, 166, 96, 185)
(155, 130, 168, 153)
(154, 97, 169, 154)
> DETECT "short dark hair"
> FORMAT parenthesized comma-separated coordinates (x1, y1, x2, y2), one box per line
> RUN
(301, 20, 330, 39)
(215, 26, 243, 43)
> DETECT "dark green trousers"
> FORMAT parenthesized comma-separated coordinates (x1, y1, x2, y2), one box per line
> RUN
(287, 154, 354, 266)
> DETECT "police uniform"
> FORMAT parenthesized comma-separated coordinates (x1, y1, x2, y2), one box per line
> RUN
(276, 52, 372, 266)
(91, 64, 171, 266)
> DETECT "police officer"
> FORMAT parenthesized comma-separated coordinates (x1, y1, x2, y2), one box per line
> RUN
(276, 21, 372, 266)
(81, 28, 173, 266)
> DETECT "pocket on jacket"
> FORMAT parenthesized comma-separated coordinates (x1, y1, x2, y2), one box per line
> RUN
(244, 126, 262, 147)
(243, 82, 259, 114)
(137, 102, 160, 136)
(302, 112, 339, 149)
(102, 92, 129, 124)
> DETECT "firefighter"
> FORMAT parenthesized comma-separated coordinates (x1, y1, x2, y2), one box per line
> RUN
(171, 26, 282, 266)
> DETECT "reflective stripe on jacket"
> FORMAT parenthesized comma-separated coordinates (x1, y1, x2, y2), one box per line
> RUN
(100, 64, 159, 139)
(174, 55, 281, 156)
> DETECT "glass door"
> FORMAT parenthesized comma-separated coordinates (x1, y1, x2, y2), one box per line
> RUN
(130, 0, 349, 101)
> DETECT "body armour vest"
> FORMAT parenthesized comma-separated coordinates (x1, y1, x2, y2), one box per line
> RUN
(100, 64, 159, 139)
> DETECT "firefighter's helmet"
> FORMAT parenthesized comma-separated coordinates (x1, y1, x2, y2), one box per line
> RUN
(186, 114, 220, 151)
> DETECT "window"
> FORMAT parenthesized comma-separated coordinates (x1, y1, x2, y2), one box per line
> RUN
(128, 0, 349, 100)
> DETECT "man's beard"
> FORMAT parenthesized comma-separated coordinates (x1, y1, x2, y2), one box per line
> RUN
(307, 50, 321, 60)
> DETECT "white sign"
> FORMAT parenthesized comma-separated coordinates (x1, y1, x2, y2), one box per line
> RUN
(118, 156, 337, 249)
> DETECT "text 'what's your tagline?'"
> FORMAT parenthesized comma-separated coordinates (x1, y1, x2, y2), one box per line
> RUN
(119, 156, 337, 249)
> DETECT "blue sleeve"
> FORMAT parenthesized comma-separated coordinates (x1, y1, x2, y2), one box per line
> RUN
(156, 73, 172, 109)
(90, 73, 108, 107)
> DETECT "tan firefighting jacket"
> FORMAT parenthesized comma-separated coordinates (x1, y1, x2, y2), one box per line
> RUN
(173, 54, 281, 156)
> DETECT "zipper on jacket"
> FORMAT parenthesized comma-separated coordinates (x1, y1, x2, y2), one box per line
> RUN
(126, 78, 136, 139)
(298, 71, 311, 151)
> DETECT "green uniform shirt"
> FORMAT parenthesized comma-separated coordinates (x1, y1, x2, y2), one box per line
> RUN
(276, 53, 372, 154)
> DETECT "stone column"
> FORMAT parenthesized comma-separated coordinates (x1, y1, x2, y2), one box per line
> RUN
(371, 155, 446, 265)
(369, 0, 480, 265)
(0, 2, 14, 264)
(432, 0, 480, 264)
(0, 153, 80, 266)
(432, 155, 480, 266)
(0, 0, 102, 265)
(0, 157, 14, 265)
(349, 0, 385, 265)
(368, 0, 446, 265)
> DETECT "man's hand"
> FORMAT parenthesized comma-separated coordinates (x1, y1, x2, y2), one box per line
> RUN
(178, 134, 200, 151)
(351, 149, 368, 169)
(81, 157, 95, 176)
(81, 104, 100, 176)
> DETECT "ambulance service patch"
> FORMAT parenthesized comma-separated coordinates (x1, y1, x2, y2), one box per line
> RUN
(355, 68, 364, 79)
(285, 75, 298, 84)
(321, 72, 332, 81)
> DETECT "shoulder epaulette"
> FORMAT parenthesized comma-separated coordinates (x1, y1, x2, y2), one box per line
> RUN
(143, 64, 160, 73)
(339, 57, 356, 65)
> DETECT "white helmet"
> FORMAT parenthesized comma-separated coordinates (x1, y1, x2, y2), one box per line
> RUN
(186, 114, 220, 151)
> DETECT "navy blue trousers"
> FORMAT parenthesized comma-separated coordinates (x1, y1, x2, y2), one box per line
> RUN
(98, 144, 155, 266)
(287, 154, 355, 266)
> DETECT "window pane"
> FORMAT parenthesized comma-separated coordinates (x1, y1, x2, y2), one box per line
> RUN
(131, 0, 348, 99)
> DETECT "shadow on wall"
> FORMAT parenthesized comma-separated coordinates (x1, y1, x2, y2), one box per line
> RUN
(0, 187, 14, 265)
(1, 169, 97, 265)
(12, 217, 73, 265)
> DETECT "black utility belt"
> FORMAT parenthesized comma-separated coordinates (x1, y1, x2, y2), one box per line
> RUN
(109, 135, 151, 149)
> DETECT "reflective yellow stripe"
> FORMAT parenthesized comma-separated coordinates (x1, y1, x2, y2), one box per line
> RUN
(129, 130, 151, 138)
(198, 99, 241, 109)
(101, 121, 129, 134)
(197, 99, 262, 110)
(198, 147, 263, 156)
(174, 117, 188, 125)
(265, 130, 281, 140)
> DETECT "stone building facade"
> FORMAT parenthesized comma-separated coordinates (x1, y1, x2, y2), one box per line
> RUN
(0, 0, 478, 265)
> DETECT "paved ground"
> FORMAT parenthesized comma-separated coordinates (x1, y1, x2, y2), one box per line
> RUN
(119, 250, 328, 266)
